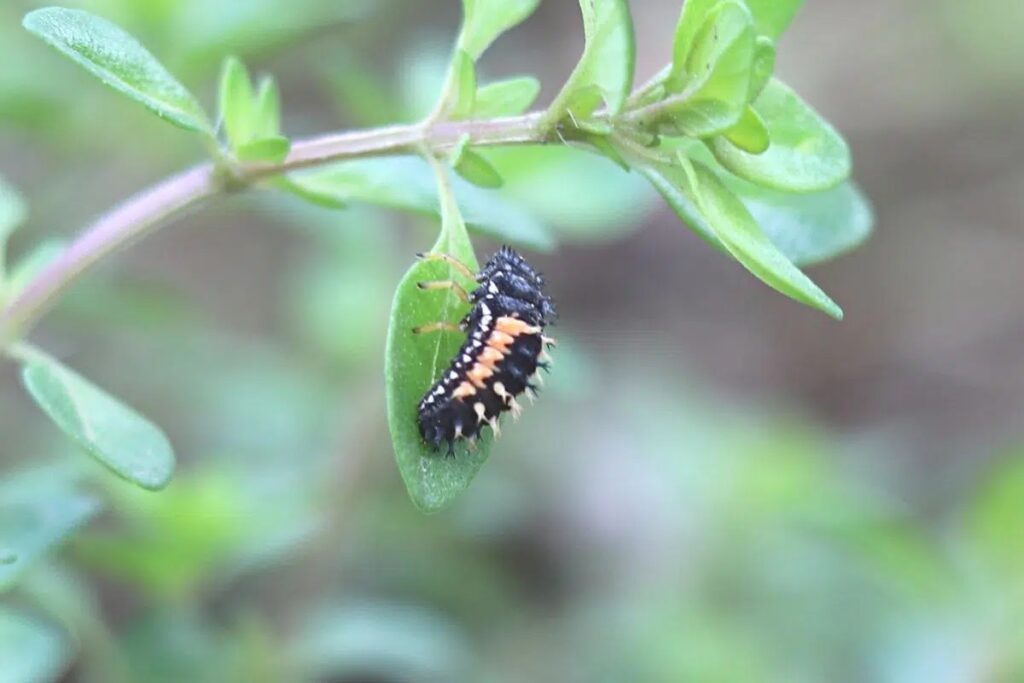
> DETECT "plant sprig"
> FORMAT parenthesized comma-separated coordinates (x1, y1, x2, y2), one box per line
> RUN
(0, 0, 872, 511)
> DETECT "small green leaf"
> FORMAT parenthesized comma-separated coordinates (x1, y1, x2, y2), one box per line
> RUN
(0, 176, 27, 251)
(386, 159, 492, 512)
(449, 50, 477, 120)
(219, 56, 256, 148)
(451, 137, 504, 188)
(0, 608, 72, 683)
(657, 155, 842, 318)
(721, 105, 770, 154)
(546, 0, 635, 123)
(743, 0, 806, 39)
(0, 483, 100, 592)
(660, 2, 755, 138)
(749, 36, 775, 99)
(967, 451, 1024, 575)
(472, 76, 540, 118)
(0, 176, 28, 285)
(22, 358, 176, 490)
(668, 0, 719, 89)
(23, 7, 211, 134)
(459, 0, 540, 60)
(253, 76, 282, 139)
(709, 78, 851, 192)
(236, 136, 291, 163)
(286, 157, 554, 251)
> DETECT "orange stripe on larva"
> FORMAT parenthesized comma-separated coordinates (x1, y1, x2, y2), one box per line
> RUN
(467, 362, 494, 388)
(495, 316, 540, 336)
(452, 381, 476, 399)
(478, 346, 504, 368)
(488, 330, 515, 353)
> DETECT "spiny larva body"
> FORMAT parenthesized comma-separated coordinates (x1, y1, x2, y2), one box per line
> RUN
(417, 246, 556, 454)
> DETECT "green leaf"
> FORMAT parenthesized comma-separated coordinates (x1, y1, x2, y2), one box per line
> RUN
(472, 76, 540, 118)
(23, 7, 211, 134)
(459, 0, 540, 60)
(668, 0, 719, 89)
(655, 156, 842, 318)
(253, 77, 282, 139)
(546, 0, 635, 122)
(0, 481, 100, 592)
(0, 176, 27, 252)
(236, 136, 291, 163)
(451, 137, 504, 189)
(721, 105, 770, 154)
(286, 157, 554, 251)
(0, 608, 72, 683)
(709, 78, 851, 192)
(743, 0, 806, 39)
(0, 176, 27, 285)
(749, 36, 776, 100)
(641, 164, 871, 266)
(660, 1, 755, 138)
(22, 358, 176, 490)
(448, 50, 477, 120)
(967, 451, 1024, 575)
(219, 56, 256, 148)
(735, 178, 873, 266)
(386, 159, 492, 512)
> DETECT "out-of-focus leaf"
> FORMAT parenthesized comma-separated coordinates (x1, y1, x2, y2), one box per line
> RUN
(23, 8, 211, 134)
(721, 105, 770, 154)
(386, 160, 492, 512)
(458, 0, 540, 60)
(967, 451, 1024, 575)
(451, 137, 503, 189)
(660, 1, 754, 138)
(286, 156, 554, 251)
(648, 156, 842, 318)
(22, 358, 176, 491)
(472, 76, 540, 118)
(294, 602, 473, 682)
(709, 78, 851, 191)
(0, 608, 72, 683)
(218, 56, 254, 148)
(546, 0, 635, 121)
(75, 473, 249, 598)
(0, 468, 100, 592)
(487, 145, 657, 241)
(0, 176, 27, 258)
(235, 135, 290, 163)
(744, 0, 806, 39)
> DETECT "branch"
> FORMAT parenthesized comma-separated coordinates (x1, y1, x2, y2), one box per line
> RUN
(0, 112, 548, 346)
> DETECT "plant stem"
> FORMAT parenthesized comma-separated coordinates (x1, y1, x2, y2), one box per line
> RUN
(0, 112, 548, 346)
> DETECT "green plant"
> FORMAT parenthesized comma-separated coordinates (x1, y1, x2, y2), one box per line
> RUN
(0, 0, 871, 523)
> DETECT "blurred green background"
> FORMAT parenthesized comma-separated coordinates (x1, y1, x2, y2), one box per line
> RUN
(2, 0, 1024, 681)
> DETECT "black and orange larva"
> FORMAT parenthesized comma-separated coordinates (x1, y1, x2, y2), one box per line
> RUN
(414, 246, 556, 454)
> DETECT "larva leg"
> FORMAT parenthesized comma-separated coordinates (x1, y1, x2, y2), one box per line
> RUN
(416, 279, 470, 303)
(416, 251, 476, 280)
(412, 321, 462, 335)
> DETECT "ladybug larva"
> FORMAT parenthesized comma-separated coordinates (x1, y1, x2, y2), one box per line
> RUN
(413, 246, 557, 454)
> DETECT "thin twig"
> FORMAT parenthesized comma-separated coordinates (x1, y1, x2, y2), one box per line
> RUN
(0, 112, 550, 346)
